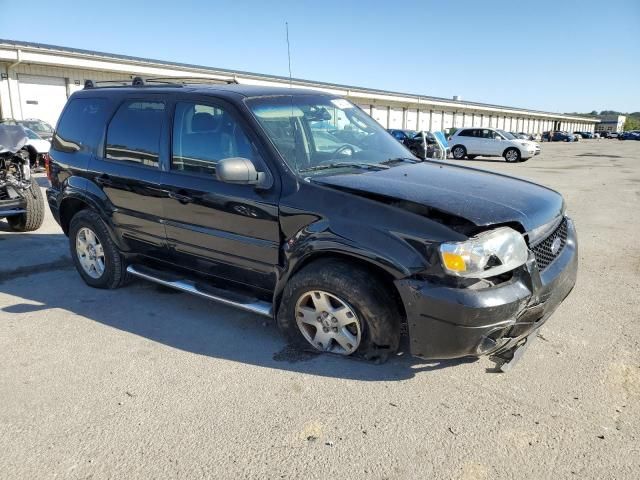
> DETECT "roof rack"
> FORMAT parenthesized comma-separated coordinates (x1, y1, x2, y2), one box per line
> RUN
(83, 76, 239, 89)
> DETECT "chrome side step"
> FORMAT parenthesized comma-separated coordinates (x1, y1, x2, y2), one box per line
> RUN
(126, 265, 273, 318)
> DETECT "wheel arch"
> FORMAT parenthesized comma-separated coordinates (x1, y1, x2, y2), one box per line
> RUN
(273, 250, 408, 326)
(502, 146, 521, 157)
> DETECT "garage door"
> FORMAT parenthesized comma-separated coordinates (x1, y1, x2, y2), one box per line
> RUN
(389, 107, 403, 129)
(406, 109, 418, 131)
(18, 75, 67, 127)
(431, 111, 442, 132)
(372, 106, 389, 128)
(442, 111, 453, 130)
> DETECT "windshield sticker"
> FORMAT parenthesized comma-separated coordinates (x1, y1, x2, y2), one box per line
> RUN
(330, 99, 354, 109)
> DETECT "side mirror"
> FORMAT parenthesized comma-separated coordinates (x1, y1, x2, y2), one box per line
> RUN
(216, 157, 265, 185)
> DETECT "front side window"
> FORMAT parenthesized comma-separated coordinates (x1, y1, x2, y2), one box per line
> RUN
(171, 102, 256, 175)
(246, 95, 412, 175)
(106, 100, 165, 166)
(458, 129, 474, 137)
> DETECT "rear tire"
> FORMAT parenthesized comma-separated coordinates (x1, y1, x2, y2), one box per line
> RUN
(277, 259, 401, 362)
(68, 209, 128, 289)
(452, 145, 467, 160)
(7, 178, 44, 232)
(504, 148, 521, 163)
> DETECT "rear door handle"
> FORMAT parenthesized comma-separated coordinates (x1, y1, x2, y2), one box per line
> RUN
(95, 175, 113, 187)
(168, 191, 194, 204)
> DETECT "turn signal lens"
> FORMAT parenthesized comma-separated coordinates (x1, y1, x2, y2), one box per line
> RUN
(442, 252, 466, 272)
(43, 153, 52, 181)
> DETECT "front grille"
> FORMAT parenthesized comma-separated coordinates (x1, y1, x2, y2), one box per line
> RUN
(531, 217, 568, 271)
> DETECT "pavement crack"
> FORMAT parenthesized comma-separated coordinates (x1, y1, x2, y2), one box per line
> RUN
(0, 255, 73, 284)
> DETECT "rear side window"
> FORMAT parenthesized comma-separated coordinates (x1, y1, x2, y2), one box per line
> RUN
(53, 98, 108, 153)
(458, 129, 474, 137)
(106, 100, 165, 166)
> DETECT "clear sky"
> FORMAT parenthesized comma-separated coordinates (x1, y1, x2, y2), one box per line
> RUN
(1, 0, 638, 113)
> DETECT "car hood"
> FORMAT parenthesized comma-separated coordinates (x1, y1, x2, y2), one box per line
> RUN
(312, 162, 564, 233)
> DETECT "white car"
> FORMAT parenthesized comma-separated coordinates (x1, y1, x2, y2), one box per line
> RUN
(23, 127, 51, 169)
(449, 127, 540, 162)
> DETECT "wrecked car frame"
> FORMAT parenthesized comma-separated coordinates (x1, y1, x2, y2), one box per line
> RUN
(0, 125, 45, 231)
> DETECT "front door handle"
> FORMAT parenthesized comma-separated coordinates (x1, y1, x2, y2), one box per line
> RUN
(168, 191, 194, 204)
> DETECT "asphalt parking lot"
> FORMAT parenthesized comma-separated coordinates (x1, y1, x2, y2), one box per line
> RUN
(1, 139, 639, 479)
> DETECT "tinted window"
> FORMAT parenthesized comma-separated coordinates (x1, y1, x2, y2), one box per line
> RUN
(106, 100, 165, 166)
(480, 129, 493, 139)
(171, 102, 256, 175)
(458, 129, 475, 137)
(53, 98, 109, 153)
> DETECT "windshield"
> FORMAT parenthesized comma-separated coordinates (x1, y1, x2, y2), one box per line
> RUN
(24, 128, 41, 140)
(19, 120, 53, 133)
(246, 95, 414, 175)
(497, 129, 516, 140)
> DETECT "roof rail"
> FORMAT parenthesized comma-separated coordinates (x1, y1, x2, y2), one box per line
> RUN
(144, 76, 239, 85)
(82, 76, 239, 90)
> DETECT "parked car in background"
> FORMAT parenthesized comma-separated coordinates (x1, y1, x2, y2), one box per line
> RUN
(16, 119, 55, 142)
(609, 132, 619, 139)
(515, 132, 538, 141)
(23, 128, 51, 169)
(593, 132, 600, 138)
(388, 129, 445, 159)
(543, 131, 576, 142)
(573, 131, 593, 139)
(0, 124, 45, 231)
(46, 80, 577, 369)
(618, 131, 640, 140)
(449, 127, 540, 162)
(597, 131, 610, 138)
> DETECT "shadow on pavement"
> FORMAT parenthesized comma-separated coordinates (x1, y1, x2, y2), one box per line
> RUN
(0, 248, 478, 380)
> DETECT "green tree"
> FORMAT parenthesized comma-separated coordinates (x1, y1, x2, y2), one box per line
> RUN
(624, 117, 640, 131)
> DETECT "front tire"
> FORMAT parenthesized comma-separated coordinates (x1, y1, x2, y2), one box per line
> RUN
(504, 148, 521, 163)
(452, 145, 467, 159)
(68, 210, 127, 289)
(7, 178, 44, 232)
(277, 260, 401, 362)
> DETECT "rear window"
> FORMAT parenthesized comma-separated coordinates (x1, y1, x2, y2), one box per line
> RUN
(53, 98, 109, 153)
(105, 100, 165, 166)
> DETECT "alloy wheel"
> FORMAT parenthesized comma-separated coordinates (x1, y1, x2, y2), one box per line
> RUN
(76, 227, 105, 279)
(294, 290, 362, 355)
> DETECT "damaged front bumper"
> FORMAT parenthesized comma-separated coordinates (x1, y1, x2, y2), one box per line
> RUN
(395, 218, 578, 362)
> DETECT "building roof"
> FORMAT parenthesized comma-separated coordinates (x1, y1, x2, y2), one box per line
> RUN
(0, 38, 598, 123)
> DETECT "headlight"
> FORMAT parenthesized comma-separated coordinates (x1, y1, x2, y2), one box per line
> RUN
(439, 227, 528, 278)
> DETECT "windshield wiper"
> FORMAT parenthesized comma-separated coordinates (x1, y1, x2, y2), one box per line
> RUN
(379, 157, 422, 165)
(299, 162, 389, 173)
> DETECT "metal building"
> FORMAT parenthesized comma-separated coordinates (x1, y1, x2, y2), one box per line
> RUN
(0, 39, 599, 133)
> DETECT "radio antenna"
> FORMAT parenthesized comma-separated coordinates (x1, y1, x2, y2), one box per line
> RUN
(286, 22, 292, 87)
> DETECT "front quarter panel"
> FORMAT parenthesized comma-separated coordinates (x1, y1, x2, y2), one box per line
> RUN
(275, 180, 466, 296)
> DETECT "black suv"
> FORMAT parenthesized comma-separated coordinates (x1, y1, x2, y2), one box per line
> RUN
(47, 80, 578, 369)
